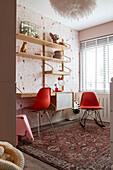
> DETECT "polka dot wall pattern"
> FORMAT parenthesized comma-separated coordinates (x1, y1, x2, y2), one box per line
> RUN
(16, 4, 79, 127)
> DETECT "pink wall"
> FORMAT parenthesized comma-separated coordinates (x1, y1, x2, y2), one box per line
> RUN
(79, 21, 113, 41)
(16, 5, 79, 127)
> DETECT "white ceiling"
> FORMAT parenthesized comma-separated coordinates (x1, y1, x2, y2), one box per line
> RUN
(17, 0, 113, 30)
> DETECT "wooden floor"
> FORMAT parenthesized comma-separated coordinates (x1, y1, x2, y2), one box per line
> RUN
(23, 153, 57, 170)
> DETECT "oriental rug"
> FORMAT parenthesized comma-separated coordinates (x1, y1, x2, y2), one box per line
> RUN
(18, 120, 112, 170)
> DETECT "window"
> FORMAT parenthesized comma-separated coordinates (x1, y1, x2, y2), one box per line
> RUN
(80, 35, 113, 93)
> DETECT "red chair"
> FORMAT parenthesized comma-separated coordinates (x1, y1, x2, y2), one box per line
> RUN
(23, 87, 54, 136)
(80, 91, 105, 128)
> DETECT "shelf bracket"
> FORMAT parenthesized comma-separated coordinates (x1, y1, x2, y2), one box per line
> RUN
(64, 55, 71, 62)
(45, 84, 54, 91)
(64, 66, 72, 72)
(16, 87, 22, 94)
(45, 62, 53, 70)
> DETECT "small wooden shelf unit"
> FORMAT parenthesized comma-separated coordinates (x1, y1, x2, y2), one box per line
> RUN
(16, 33, 71, 96)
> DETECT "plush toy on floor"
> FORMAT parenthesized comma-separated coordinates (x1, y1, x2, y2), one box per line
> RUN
(0, 141, 24, 170)
(72, 101, 80, 114)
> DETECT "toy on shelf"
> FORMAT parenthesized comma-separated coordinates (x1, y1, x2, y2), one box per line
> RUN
(20, 21, 38, 37)
(35, 51, 53, 58)
(58, 77, 63, 81)
(35, 53, 42, 55)
(59, 42, 71, 48)
(35, 34, 39, 39)
(54, 83, 58, 92)
(59, 42, 65, 46)
(20, 42, 27, 53)
(58, 77, 65, 90)
(54, 77, 65, 92)
(54, 83, 62, 92)
(49, 32, 59, 43)
(53, 50, 63, 59)
(49, 32, 71, 48)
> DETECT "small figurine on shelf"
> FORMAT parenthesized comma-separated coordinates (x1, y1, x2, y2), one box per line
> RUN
(35, 53, 41, 55)
(54, 79, 63, 92)
(59, 42, 65, 46)
(35, 34, 39, 39)
(58, 77, 64, 92)
(59, 42, 71, 48)
(58, 77, 63, 81)
(20, 42, 27, 53)
(54, 83, 58, 92)
(49, 32, 59, 43)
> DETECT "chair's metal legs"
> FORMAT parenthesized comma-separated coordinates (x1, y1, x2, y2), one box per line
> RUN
(37, 112, 40, 137)
(46, 111, 55, 133)
(80, 110, 89, 128)
(80, 109, 105, 128)
(94, 110, 105, 127)
(37, 111, 55, 137)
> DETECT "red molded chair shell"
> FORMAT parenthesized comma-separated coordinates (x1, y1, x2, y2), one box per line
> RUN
(80, 92, 103, 110)
(24, 87, 51, 111)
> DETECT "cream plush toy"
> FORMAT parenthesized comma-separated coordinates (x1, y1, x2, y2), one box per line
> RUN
(0, 141, 24, 170)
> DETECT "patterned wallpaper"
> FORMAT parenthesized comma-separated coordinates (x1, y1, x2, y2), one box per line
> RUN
(16, 4, 79, 127)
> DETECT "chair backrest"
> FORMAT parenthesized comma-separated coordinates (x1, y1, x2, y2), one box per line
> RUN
(32, 87, 51, 110)
(80, 91, 100, 107)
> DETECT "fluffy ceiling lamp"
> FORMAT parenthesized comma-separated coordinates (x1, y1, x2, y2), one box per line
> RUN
(49, 0, 96, 20)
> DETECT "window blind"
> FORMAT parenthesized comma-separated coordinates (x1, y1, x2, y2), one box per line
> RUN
(80, 35, 113, 92)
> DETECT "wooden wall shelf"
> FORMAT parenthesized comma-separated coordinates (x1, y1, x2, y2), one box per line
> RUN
(16, 33, 70, 50)
(44, 70, 70, 75)
(16, 52, 70, 63)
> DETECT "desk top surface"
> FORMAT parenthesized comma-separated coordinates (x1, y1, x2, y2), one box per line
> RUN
(16, 92, 73, 98)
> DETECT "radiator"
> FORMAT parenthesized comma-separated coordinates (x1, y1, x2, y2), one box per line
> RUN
(75, 92, 110, 122)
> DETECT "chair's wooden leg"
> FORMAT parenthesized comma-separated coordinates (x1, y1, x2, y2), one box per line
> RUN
(37, 112, 40, 137)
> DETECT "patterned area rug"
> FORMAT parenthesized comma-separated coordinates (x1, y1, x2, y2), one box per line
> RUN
(18, 120, 112, 169)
